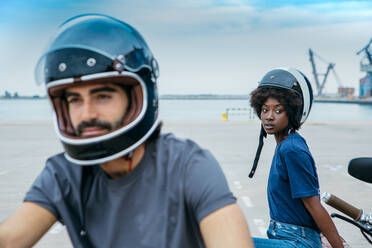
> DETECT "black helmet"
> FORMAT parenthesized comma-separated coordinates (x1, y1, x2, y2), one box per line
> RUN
(248, 68, 313, 178)
(35, 14, 160, 165)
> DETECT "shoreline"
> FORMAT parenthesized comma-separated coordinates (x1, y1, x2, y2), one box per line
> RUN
(2, 95, 372, 103)
(2, 119, 372, 126)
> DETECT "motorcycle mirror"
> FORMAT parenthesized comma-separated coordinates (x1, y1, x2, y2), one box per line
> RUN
(348, 157, 372, 184)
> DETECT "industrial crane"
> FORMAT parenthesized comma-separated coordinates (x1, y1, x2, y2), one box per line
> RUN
(308, 48, 352, 97)
(357, 38, 372, 74)
(357, 38, 372, 64)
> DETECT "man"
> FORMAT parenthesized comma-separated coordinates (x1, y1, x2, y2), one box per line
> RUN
(0, 14, 253, 247)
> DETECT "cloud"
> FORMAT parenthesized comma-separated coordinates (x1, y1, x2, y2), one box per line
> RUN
(0, 0, 371, 95)
(93, 0, 372, 38)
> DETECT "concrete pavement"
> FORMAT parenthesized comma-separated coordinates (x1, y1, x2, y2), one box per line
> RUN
(0, 120, 371, 247)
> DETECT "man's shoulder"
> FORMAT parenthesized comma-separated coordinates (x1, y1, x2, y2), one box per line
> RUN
(153, 133, 213, 166)
(157, 133, 200, 150)
(46, 152, 73, 167)
(44, 152, 83, 177)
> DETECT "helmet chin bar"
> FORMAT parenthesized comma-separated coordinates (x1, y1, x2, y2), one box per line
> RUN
(47, 71, 160, 165)
(64, 117, 160, 165)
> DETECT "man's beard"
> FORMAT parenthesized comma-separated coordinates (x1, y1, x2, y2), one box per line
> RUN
(75, 114, 125, 137)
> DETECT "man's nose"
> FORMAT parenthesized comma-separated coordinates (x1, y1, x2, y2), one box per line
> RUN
(81, 101, 98, 121)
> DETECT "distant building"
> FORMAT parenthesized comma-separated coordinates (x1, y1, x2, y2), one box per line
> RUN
(338, 87, 354, 97)
(360, 74, 372, 97)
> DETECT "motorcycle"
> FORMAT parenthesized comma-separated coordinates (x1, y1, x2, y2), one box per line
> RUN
(322, 157, 372, 247)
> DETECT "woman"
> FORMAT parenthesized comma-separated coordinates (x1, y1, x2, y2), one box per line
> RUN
(249, 68, 343, 248)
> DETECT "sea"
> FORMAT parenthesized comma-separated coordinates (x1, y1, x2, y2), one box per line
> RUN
(1, 98, 372, 122)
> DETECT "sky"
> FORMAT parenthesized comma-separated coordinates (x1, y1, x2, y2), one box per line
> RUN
(1, 0, 372, 96)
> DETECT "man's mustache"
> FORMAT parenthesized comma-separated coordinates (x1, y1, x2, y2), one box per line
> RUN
(76, 119, 112, 136)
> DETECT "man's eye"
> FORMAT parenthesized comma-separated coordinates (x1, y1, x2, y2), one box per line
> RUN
(97, 94, 111, 100)
(275, 109, 283, 114)
(67, 97, 80, 104)
(262, 109, 268, 113)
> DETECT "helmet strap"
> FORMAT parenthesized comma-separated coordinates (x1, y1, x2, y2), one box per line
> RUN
(283, 125, 292, 136)
(123, 151, 134, 172)
(128, 158, 133, 172)
(249, 126, 267, 178)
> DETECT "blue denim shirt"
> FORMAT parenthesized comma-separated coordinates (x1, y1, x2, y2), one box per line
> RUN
(267, 133, 320, 232)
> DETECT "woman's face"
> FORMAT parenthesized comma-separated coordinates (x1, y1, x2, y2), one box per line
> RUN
(260, 97, 289, 137)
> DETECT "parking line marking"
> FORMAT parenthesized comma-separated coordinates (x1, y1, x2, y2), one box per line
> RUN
(0, 170, 10, 176)
(233, 180, 243, 189)
(241, 196, 253, 208)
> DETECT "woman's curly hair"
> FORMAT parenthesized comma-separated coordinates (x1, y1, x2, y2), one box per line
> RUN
(250, 87, 303, 131)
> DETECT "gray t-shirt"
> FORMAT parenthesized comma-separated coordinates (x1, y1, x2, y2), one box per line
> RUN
(25, 133, 236, 247)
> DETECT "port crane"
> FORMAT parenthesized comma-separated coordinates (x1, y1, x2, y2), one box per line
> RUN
(308, 48, 346, 97)
(357, 38, 372, 73)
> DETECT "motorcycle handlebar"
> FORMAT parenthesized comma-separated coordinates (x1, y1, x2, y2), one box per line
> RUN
(321, 192, 363, 221)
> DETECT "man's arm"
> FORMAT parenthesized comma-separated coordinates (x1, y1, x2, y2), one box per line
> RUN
(302, 196, 343, 248)
(200, 203, 254, 248)
(0, 202, 57, 248)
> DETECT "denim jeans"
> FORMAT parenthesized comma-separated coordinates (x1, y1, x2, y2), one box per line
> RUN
(253, 220, 321, 248)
